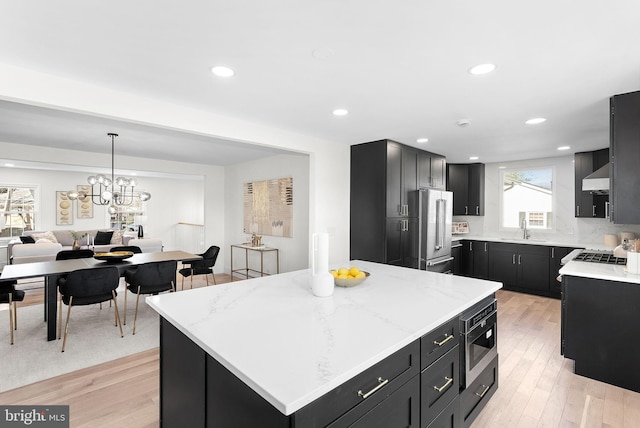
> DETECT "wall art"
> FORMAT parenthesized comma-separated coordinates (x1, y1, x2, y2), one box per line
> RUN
(76, 185, 93, 219)
(56, 191, 73, 225)
(243, 177, 293, 237)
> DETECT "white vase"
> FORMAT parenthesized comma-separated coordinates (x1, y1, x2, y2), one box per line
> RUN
(311, 233, 334, 297)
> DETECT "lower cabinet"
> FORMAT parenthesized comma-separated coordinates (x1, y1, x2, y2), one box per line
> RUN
(459, 240, 489, 279)
(460, 355, 498, 428)
(427, 396, 459, 428)
(488, 242, 550, 294)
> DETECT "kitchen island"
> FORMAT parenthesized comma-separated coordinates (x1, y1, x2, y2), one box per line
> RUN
(559, 259, 640, 393)
(147, 260, 502, 427)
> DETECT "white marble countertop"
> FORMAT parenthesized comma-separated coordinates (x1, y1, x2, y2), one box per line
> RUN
(560, 259, 640, 284)
(146, 260, 501, 415)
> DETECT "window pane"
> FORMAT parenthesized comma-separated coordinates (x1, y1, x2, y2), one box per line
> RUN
(502, 169, 553, 230)
(0, 186, 37, 237)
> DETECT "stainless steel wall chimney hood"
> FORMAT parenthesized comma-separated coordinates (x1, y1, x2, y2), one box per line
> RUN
(582, 163, 610, 195)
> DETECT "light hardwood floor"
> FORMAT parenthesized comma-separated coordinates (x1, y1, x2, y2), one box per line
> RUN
(2, 283, 640, 427)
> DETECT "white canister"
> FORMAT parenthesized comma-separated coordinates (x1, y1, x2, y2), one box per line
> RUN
(604, 234, 619, 248)
(627, 251, 640, 274)
(311, 233, 334, 297)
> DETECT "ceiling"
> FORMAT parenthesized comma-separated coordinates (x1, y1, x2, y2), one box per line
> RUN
(1, 1, 639, 165)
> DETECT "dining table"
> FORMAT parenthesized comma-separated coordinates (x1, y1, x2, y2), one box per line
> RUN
(0, 250, 201, 341)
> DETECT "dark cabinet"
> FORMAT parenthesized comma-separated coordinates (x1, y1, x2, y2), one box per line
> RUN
(562, 275, 640, 392)
(610, 90, 640, 224)
(386, 217, 419, 268)
(574, 149, 609, 218)
(350, 139, 446, 267)
(549, 246, 576, 297)
(488, 242, 550, 295)
(447, 163, 484, 216)
(430, 154, 447, 190)
(460, 240, 489, 279)
(451, 242, 462, 275)
(460, 355, 498, 428)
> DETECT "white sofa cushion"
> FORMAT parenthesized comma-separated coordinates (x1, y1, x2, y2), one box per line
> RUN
(31, 231, 59, 243)
(11, 242, 63, 264)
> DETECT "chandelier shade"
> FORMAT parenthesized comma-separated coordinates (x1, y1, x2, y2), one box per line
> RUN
(67, 133, 151, 210)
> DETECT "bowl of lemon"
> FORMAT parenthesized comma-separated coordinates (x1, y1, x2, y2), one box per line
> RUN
(330, 266, 370, 287)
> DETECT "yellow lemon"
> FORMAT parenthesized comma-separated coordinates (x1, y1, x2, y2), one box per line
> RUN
(348, 266, 361, 277)
(337, 267, 349, 276)
(337, 273, 349, 279)
(329, 270, 338, 278)
(355, 271, 366, 278)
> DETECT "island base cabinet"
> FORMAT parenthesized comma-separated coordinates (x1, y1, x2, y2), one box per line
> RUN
(326, 376, 420, 428)
(427, 396, 459, 428)
(420, 346, 459, 427)
(460, 355, 498, 428)
(160, 319, 206, 428)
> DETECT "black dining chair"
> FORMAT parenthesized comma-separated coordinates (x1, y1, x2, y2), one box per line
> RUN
(57, 266, 124, 352)
(109, 245, 142, 254)
(0, 279, 25, 345)
(124, 260, 177, 334)
(178, 245, 220, 289)
(56, 249, 95, 260)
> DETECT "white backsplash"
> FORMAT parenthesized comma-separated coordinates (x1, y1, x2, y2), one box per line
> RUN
(452, 155, 640, 246)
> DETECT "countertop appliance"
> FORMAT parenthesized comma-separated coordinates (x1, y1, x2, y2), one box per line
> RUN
(416, 188, 453, 273)
(459, 295, 498, 388)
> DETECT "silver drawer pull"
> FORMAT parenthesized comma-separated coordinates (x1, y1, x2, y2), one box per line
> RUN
(433, 377, 453, 392)
(357, 377, 389, 399)
(475, 384, 490, 398)
(433, 334, 454, 347)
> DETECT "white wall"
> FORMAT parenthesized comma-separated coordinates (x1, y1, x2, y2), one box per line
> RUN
(224, 153, 310, 275)
(0, 64, 350, 270)
(455, 155, 640, 245)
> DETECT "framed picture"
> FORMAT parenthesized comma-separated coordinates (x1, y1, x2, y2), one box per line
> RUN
(56, 191, 73, 225)
(76, 185, 93, 218)
(243, 177, 293, 237)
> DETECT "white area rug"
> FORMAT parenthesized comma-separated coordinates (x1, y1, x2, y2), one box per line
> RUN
(0, 282, 160, 392)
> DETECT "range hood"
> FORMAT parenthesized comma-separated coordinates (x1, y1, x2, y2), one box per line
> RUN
(582, 163, 610, 195)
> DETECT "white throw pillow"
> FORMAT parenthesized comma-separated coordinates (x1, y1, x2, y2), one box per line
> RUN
(110, 229, 124, 245)
(32, 231, 59, 243)
(35, 238, 54, 244)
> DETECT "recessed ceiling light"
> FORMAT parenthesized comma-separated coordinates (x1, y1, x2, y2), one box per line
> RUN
(416, 138, 429, 143)
(525, 117, 546, 125)
(210, 66, 235, 77)
(468, 63, 496, 75)
(557, 146, 571, 151)
(4, 163, 14, 167)
(332, 109, 349, 116)
(498, 166, 506, 169)
(469, 156, 479, 161)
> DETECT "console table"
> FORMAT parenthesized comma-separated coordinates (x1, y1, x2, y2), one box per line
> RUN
(230, 244, 279, 280)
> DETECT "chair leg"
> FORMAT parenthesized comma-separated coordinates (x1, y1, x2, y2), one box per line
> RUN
(112, 291, 124, 338)
(9, 295, 14, 345)
(58, 294, 63, 340)
(61, 297, 73, 352)
(181, 275, 184, 291)
(205, 273, 209, 287)
(190, 274, 193, 289)
(212, 270, 217, 285)
(123, 285, 128, 325)
(133, 286, 141, 335)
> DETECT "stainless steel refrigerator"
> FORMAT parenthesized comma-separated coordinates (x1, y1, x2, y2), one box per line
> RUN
(416, 188, 453, 273)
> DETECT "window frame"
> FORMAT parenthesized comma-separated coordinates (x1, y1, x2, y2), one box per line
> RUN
(498, 166, 556, 233)
(0, 183, 40, 239)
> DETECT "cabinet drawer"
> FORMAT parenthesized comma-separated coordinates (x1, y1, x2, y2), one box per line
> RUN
(421, 345, 459, 427)
(460, 354, 498, 428)
(421, 316, 460, 369)
(427, 396, 459, 428)
(295, 339, 420, 427)
(327, 376, 420, 428)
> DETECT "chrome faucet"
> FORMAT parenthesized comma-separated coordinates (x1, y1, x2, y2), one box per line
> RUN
(521, 219, 530, 240)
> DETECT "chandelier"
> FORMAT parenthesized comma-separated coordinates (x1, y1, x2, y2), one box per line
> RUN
(68, 133, 151, 214)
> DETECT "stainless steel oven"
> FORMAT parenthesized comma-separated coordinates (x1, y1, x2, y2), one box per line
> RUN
(460, 296, 498, 388)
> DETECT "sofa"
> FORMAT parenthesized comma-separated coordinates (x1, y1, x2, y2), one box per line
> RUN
(8, 229, 163, 264)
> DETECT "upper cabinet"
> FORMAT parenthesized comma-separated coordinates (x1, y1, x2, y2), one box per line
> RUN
(610, 90, 640, 224)
(574, 148, 609, 218)
(446, 163, 485, 216)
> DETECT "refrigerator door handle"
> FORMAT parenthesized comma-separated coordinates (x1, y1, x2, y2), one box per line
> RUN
(426, 256, 455, 267)
(435, 199, 442, 249)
